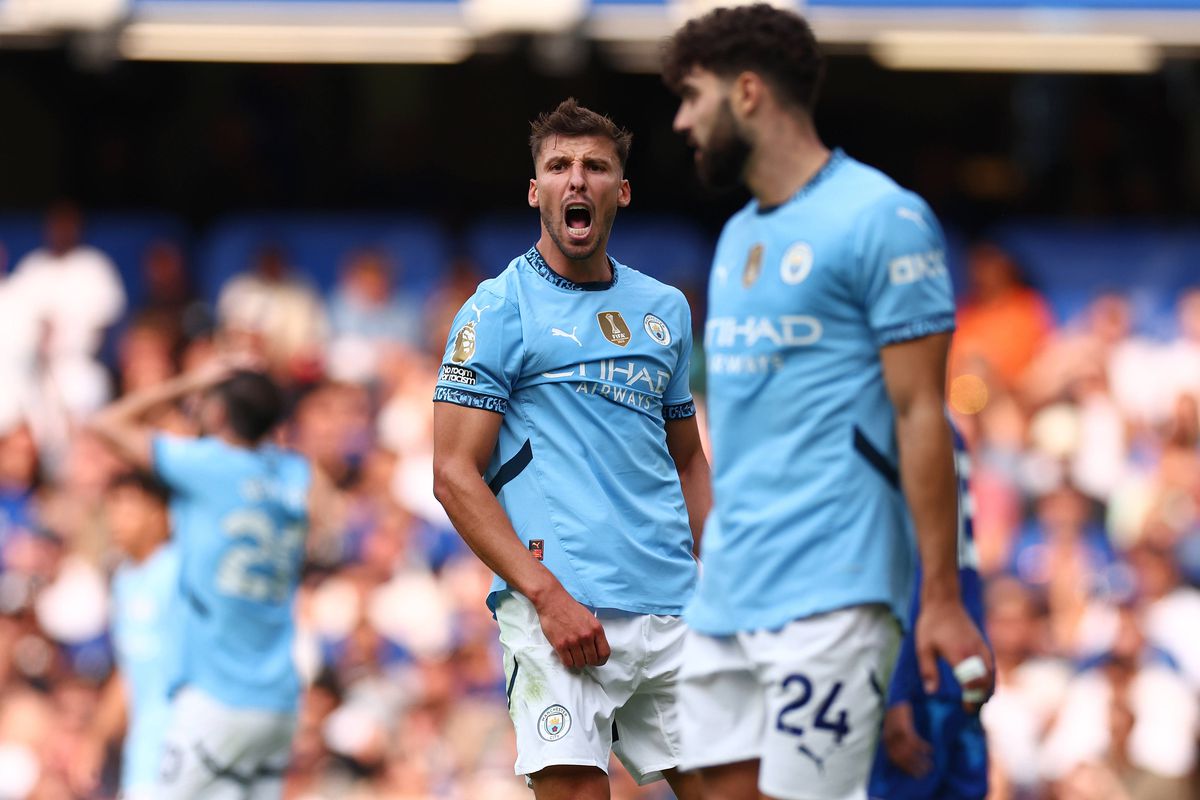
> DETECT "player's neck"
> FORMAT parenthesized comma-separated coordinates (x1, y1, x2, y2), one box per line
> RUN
(745, 122, 829, 209)
(535, 237, 613, 286)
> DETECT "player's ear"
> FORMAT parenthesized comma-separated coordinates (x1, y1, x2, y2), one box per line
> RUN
(617, 178, 631, 208)
(528, 179, 539, 208)
(733, 71, 762, 117)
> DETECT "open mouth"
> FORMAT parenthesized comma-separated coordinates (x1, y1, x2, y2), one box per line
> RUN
(565, 204, 593, 241)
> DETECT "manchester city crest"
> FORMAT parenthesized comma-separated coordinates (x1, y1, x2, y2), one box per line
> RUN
(451, 321, 477, 364)
(538, 704, 572, 741)
(643, 314, 671, 346)
(780, 242, 814, 285)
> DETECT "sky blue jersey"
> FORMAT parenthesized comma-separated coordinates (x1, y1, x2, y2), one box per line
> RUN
(152, 435, 310, 712)
(687, 150, 957, 635)
(111, 542, 180, 793)
(433, 245, 698, 614)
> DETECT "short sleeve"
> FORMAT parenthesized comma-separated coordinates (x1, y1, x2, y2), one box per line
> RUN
(662, 292, 696, 421)
(152, 434, 206, 495)
(433, 287, 523, 414)
(853, 192, 956, 347)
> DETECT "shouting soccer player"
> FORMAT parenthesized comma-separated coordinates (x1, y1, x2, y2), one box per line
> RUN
(663, 6, 993, 800)
(432, 99, 710, 800)
(90, 361, 333, 800)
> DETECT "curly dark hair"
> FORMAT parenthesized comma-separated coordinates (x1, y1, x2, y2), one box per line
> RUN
(662, 4, 825, 114)
(529, 98, 633, 170)
(217, 369, 286, 443)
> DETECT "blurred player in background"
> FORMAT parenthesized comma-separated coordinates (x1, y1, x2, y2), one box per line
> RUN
(90, 361, 334, 800)
(869, 424, 990, 800)
(432, 98, 710, 800)
(663, 5, 992, 799)
(75, 472, 180, 800)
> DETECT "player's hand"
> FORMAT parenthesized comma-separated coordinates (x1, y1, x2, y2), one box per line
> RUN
(532, 586, 611, 669)
(882, 702, 933, 778)
(915, 598, 993, 713)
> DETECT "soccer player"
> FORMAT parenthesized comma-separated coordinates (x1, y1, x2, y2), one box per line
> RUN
(432, 98, 710, 800)
(662, 6, 993, 799)
(869, 424, 990, 800)
(90, 361, 328, 800)
(74, 473, 180, 800)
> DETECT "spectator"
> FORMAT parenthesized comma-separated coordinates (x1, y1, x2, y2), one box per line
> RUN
(981, 577, 1072, 798)
(8, 201, 126, 416)
(951, 241, 1055, 391)
(138, 240, 207, 352)
(1041, 604, 1197, 796)
(327, 249, 425, 383)
(216, 244, 329, 381)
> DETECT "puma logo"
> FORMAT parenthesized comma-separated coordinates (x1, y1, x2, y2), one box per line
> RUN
(896, 207, 930, 233)
(551, 326, 582, 347)
(471, 302, 491, 322)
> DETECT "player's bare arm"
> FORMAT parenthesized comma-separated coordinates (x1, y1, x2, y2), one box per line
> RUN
(880, 332, 993, 700)
(666, 415, 711, 556)
(88, 358, 238, 469)
(432, 401, 611, 669)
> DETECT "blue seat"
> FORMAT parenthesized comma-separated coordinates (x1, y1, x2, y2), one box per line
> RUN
(196, 213, 450, 302)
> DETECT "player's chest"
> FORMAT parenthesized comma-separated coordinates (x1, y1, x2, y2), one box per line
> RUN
(520, 296, 679, 382)
(712, 223, 852, 307)
(707, 226, 851, 353)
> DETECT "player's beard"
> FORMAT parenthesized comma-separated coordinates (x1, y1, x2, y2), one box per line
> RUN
(540, 203, 616, 263)
(696, 99, 751, 190)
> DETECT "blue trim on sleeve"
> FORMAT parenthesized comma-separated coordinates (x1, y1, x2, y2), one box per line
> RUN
(664, 400, 697, 421)
(875, 313, 956, 347)
(432, 386, 509, 414)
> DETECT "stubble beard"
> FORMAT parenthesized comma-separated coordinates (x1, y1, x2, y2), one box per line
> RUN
(696, 99, 751, 190)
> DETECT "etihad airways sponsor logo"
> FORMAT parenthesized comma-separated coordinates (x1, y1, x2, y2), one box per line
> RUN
(574, 381, 656, 411)
(705, 315, 823, 349)
(541, 359, 672, 393)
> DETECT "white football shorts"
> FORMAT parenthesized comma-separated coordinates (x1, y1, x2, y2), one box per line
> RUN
(156, 687, 297, 800)
(495, 590, 687, 785)
(678, 604, 901, 800)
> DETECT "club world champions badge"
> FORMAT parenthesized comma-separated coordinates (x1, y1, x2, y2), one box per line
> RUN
(743, 243, 765, 288)
(596, 311, 631, 347)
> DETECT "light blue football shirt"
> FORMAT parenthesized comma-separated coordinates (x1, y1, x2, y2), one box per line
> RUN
(111, 542, 180, 793)
(687, 150, 957, 635)
(152, 435, 310, 712)
(433, 245, 698, 614)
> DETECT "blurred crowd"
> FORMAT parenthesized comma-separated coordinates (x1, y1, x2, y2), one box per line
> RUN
(0, 206, 1197, 799)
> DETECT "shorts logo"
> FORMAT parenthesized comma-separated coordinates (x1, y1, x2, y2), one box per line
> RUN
(742, 243, 764, 288)
(451, 321, 477, 364)
(596, 311, 631, 347)
(538, 704, 571, 741)
(643, 314, 671, 347)
(529, 539, 544, 561)
(439, 365, 477, 386)
(780, 242, 813, 285)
